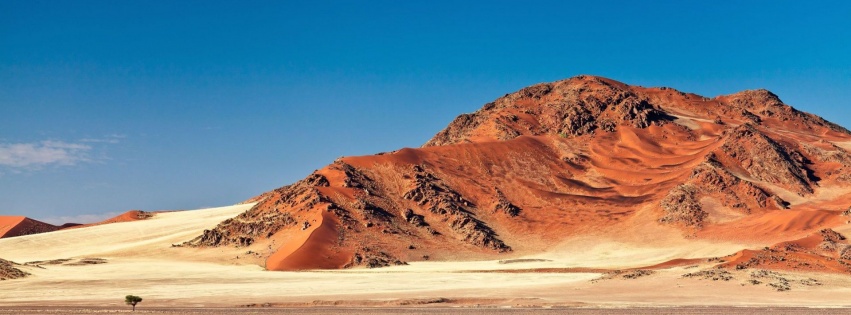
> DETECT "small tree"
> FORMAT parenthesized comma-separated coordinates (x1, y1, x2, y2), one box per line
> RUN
(125, 295, 143, 311)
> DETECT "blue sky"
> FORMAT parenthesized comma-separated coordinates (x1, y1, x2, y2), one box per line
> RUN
(1, 1, 850, 224)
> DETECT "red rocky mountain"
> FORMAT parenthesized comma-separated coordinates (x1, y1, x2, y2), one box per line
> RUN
(185, 75, 851, 272)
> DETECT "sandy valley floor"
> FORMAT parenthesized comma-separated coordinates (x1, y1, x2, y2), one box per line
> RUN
(2, 205, 851, 309)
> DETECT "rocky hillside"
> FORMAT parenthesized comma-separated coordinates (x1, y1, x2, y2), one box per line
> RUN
(186, 75, 851, 271)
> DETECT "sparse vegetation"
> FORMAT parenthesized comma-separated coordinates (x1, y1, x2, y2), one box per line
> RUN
(601, 269, 655, 280)
(682, 269, 734, 281)
(125, 295, 143, 311)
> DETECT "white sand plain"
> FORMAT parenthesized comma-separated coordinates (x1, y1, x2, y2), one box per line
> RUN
(2, 205, 851, 308)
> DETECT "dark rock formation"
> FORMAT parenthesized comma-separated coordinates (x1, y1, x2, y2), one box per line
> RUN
(184, 210, 295, 247)
(659, 184, 706, 228)
(492, 188, 521, 217)
(403, 165, 510, 252)
(721, 124, 814, 195)
(0, 258, 28, 281)
(344, 248, 408, 269)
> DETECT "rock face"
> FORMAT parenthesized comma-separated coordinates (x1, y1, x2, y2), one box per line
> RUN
(187, 75, 851, 270)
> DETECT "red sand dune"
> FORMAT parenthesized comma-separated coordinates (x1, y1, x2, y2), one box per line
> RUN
(265, 211, 352, 271)
(65, 210, 154, 230)
(1, 210, 155, 238)
(60, 210, 155, 232)
(100, 210, 153, 224)
(170, 75, 851, 271)
(0, 216, 61, 239)
(718, 229, 851, 274)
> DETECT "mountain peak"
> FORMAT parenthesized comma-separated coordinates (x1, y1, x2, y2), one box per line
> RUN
(425, 76, 848, 147)
(424, 75, 672, 147)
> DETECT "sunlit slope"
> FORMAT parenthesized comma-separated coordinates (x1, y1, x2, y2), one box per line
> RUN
(0, 204, 252, 263)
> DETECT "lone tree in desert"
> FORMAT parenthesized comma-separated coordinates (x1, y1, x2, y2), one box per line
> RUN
(125, 295, 143, 311)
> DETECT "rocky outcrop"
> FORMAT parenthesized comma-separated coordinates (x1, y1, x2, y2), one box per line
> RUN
(816, 229, 847, 251)
(427, 75, 848, 149)
(401, 209, 437, 235)
(183, 174, 329, 247)
(403, 165, 510, 252)
(719, 229, 851, 274)
(344, 247, 408, 269)
(183, 210, 295, 247)
(659, 151, 790, 228)
(492, 188, 521, 217)
(426, 112, 488, 147)
(0, 258, 28, 280)
(425, 76, 674, 146)
(659, 184, 706, 228)
(720, 124, 814, 195)
(724, 89, 850, 134)
(690, 161, 776, 210)
(803, 142, 851, 165)
(802, 142, 851, 183)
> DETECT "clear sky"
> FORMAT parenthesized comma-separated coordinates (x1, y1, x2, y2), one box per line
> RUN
(1, 1, 850, 224)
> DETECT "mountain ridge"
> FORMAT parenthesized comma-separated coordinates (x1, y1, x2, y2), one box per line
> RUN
(176, 75, 851, 272)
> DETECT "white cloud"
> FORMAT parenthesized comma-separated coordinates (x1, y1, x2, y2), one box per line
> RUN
(80, 134, 126, 144)
(39, 211, 121, 225)
(0, 140, 92, 168)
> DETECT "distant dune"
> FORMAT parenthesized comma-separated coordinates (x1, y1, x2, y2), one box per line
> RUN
(63, 210, 154, 230)
(0, 210, 155, 239)
(0, 216, 61, 239)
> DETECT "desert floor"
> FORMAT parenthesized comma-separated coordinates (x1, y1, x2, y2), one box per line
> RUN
(2, 205, 851, 309)
(3, 307, 851, 315)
